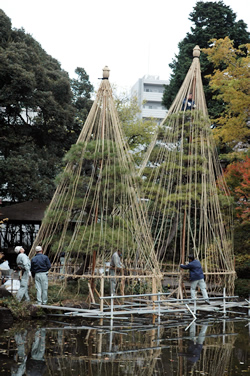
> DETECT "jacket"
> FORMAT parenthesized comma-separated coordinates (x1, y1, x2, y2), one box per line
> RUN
(31, 254, 51, 274)
(180, 259, 204, 281)
(110, 252, 122, 269)
(16, 253, 31, 272)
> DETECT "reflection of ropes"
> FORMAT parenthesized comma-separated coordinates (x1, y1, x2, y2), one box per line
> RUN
(10, 320, 237, 376)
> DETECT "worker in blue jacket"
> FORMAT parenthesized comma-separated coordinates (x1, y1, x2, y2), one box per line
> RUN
(31, 246, 51, 305)
(180, 254, 210, 304)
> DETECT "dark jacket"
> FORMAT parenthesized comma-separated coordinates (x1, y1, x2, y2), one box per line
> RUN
(31, 254, 51, 275)
(180, 259, 204, 281)
(181, 98, 195, 111)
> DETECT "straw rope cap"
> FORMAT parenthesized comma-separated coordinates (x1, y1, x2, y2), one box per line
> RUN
(103, 66, 110, 79)
(193, 45, 200, 58)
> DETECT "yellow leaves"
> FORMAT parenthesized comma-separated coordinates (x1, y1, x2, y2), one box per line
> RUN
(203, 37, 240, 67)
(202, 37, 250, 147)
(213, 117, 250, 144)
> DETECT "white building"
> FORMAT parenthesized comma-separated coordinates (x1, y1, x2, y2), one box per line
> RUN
(131, 75, 169, 123)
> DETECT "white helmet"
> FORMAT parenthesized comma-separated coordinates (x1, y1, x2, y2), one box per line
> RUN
(14, 246, 23, 254)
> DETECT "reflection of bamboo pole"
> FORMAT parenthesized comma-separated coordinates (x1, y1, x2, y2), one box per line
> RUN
(88, 330, 93, 376)
(178, 327, 183, 376)
(97, 331, 103, 354)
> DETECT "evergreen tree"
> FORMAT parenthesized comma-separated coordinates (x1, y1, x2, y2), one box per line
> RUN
(0, 10, 93, 202)
(71, 67, 94, 132)
(143, 112, 232, 260)
(162, 1, 250, 120)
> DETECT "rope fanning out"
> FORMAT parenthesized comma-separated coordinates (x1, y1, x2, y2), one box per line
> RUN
(139, 46, 235, 295)
(30, 67, 162, 294)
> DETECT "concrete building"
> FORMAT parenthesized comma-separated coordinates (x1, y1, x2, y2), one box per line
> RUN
(131, 75, 169, 123)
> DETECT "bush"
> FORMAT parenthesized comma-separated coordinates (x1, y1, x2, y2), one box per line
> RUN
(235, 279, 250, 298)
(235, 254, 250, 279)
(234, 222, 250, 255)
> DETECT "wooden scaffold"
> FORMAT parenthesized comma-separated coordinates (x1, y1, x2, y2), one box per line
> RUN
(29, 66, 162, 301)
(139, 45, 235, 297)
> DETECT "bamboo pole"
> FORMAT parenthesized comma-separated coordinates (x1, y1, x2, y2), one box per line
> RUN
(152, 274, 157, 324)
(100, 274, 104, 313)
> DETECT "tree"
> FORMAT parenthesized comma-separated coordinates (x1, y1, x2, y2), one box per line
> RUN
(71, 67, 94, 130)
(114, 91, 157, 166)
(202, 37, 250, 150)
(218, 156, 250, 280)
(143, 112, 232, 260)
(219, 156, 250, 224)
(0, 10, 93, 202)
(30, 78, 161, 289)
(162, 1, 250, 120)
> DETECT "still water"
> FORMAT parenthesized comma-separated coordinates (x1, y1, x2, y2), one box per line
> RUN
(0, 317, 249, 376)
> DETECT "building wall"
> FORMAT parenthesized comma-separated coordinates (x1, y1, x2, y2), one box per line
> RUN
(131, 75, 169, 122)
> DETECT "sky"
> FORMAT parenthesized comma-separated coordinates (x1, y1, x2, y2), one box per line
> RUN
(0, 0, 249, 93)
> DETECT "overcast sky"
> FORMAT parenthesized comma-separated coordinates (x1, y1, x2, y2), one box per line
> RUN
(0, 0, 249, 93)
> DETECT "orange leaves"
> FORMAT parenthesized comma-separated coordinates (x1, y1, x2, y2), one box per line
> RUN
(223, 157, 250, 222)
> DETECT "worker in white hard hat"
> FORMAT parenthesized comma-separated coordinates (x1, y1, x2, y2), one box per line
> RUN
(14, 246, 31, 302)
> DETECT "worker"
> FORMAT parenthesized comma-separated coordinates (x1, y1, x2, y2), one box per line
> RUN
(181, 93, 196, 111)
(180, 254, 210, 304)
(14, 246, 31, 302)
(109, 250, 123, 295)
(31, 246, 51, 305)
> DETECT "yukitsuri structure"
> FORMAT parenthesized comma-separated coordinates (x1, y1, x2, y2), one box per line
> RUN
(30, 67, 162, 296)
(139, 46, 235, 297)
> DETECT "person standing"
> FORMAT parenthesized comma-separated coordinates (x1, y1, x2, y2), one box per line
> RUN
(14, 246, 31, 302)
(109, 250, 123, 295)
(181, 93, 196, 111)
(31, 246, 51, 305)
(180, 254, 210, 304)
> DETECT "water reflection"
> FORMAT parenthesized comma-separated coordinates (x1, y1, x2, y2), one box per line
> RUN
(179, 323, 207, 368)
(0, 318, 249, 375)
(11, 332, 27, 376)
(26, 329, 47, 375)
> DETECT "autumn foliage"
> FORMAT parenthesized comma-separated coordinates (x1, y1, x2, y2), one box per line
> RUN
(221, 157, 250, 222)
(203, 37, 250, 147)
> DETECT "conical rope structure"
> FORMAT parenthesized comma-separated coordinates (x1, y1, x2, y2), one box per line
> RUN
(140, 46, 235, 296)
(30, 66, 162, 295)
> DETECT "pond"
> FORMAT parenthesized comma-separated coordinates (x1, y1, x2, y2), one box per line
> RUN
(0, 316, 249, 375)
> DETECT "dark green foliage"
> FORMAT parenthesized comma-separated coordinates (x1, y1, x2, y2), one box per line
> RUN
(71, 67, 94, 130)
(162, 1, 250, 120)
(235, 279, 250, 298)
(234, 223, 250, 256)
(0, 145, 57, 201)
(234, 227, 250, 295)
(234, 246, 250, 279)
(0, 10, 93, 202)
